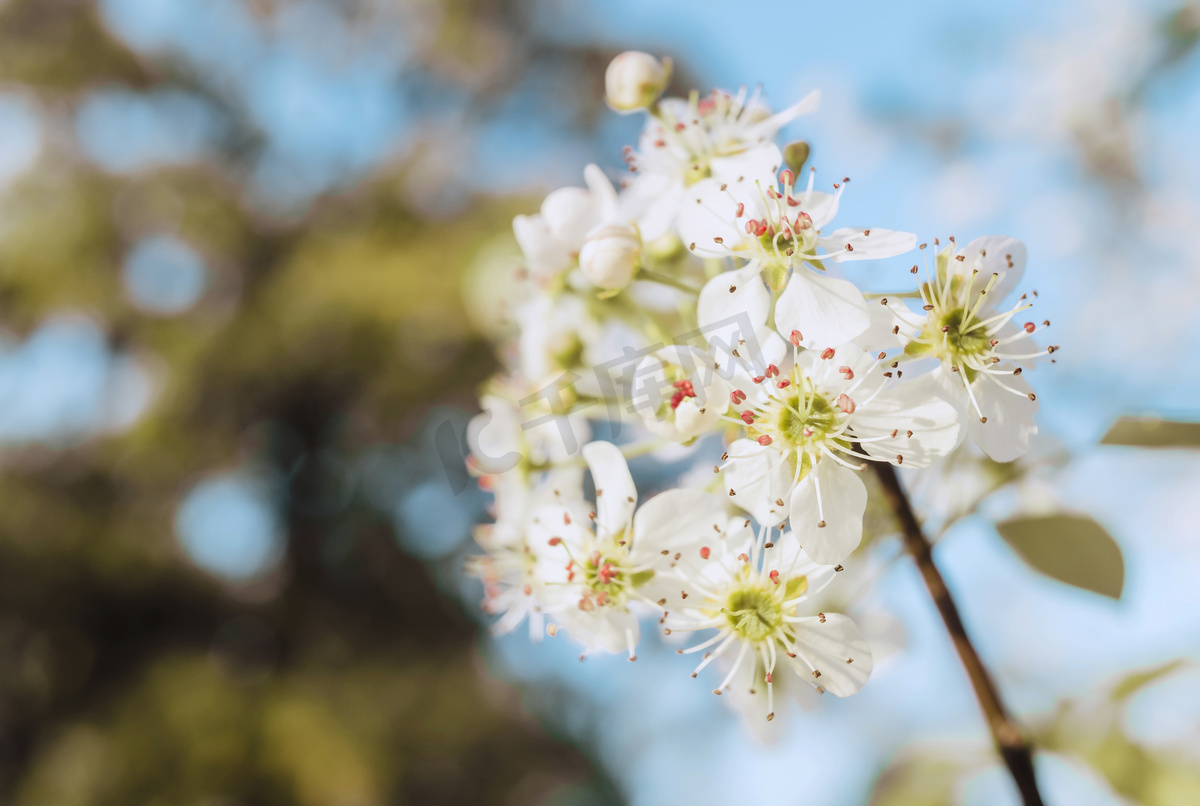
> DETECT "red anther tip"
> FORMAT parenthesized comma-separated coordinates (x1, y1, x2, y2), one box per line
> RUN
(766, 363, 780, 377)
(548, 537, 562, 546)
(777, 379, 790, 388)
(740, 410, 756, 424)
(790, 330, 803, 346)
(757, 435, 773, 446)
(838, 366, 854, 380)
(700, 546, 711, 559)
(1024, 322, 1036, 333)
(769, 569, 781, 585)
(836, 393, 857, 414)
(820, 347, 835, 360)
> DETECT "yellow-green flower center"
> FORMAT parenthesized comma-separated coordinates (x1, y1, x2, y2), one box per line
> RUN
(725, 585, 783, 641)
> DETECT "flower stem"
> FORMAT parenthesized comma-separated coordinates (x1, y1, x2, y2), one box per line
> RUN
(869, 459, 1046, 806)
(639, 269, 701, 295)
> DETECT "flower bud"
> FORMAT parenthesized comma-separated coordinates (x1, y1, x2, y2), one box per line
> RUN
(579, 224, 641, 290)
(604, 52, 671, 113)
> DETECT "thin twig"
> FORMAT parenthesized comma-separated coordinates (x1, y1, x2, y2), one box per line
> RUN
(869, 458, 1046, 806)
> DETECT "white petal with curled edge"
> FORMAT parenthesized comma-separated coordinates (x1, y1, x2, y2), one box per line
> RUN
(788, 460, 867, 565)
(631, 489, 728, 561)
(856, 373, 962, 468)
(774, 269, 870, 350)
(957, 235, 1027, 302)
(582, 440, 637, 538)
(819, 227, 917, 263)
(677, 177, 756, 258)
(724, 439, 795, 526)
(967, 371, 1038, 462)
(697, 263, 770, 331)
(789, 613, 873, 696)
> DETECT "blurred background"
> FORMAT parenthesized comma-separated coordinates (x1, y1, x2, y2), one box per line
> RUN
(0, 0, 1198, 804)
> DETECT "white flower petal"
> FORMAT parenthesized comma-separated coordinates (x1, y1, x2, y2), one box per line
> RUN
(583, 163, 619, 219)
(724, 439, 794, 526)
(540, 185, 600, 247)
(957, 235, 1027, 301)
(698, 264, 770, 331)
(795, 190, 839, 229)
(559, 607, 639, 654)
(788, 460, 866, 565)
(967, 371, 1039, 462)
(631, 489, 728, 559)
(468, 395, 523, 474)
(774, 269, 870, 350)
(677, 178, 749, 257)
(748, 89, 820, 140)
(819, 227, 917, 263)
(856, 373, 962, 468)
(710, 143, 784, 186)
(583, 441, 637, 537)
(789, 613, 872, 697)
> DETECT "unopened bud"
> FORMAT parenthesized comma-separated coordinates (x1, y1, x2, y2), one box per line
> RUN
(783, 141, 811, 174)
(605, 52, 672, 113)
(580, 223, 641, 290)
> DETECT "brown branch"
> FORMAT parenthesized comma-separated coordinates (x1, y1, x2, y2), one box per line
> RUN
(869, 459, 1046, 806)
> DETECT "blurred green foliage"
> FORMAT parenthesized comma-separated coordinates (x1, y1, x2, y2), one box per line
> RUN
(1101, 417, 1200, 449)
(0, 0, 624, 803)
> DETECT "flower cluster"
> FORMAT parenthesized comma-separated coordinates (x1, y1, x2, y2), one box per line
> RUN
(464, 52, 1055, 722)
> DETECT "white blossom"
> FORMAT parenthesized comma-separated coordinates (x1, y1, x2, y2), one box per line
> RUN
(532, 441, 730, 658)
(878, 236, 1055, 461)
(662, 526, 872, 721)
(622, 89, 820, 241)
(681, 154, 917, 349)
(719, 343, 959, 564)
(513, 165, 620, 285)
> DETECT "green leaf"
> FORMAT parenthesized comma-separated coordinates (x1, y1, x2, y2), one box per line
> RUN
(997, 514, 1124, 599)
(1100, 416, 1200, 448)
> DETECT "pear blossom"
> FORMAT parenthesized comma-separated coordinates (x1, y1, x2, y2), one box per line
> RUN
(720, 343, 960, 564)
(533, 441, 730, 658)
(683, 155, 917, 349)
(878, 236, 1055, 462)
(631, 345, 731, 442)
(467, 468, 587, 640)
(513, 291, 649, 398)
(662, 526, 872, 720)
(468, 390, 591, 475)
(622, 89, 821, 241)
(513, 165, 620, 285)
(605, 51, 671, 113)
